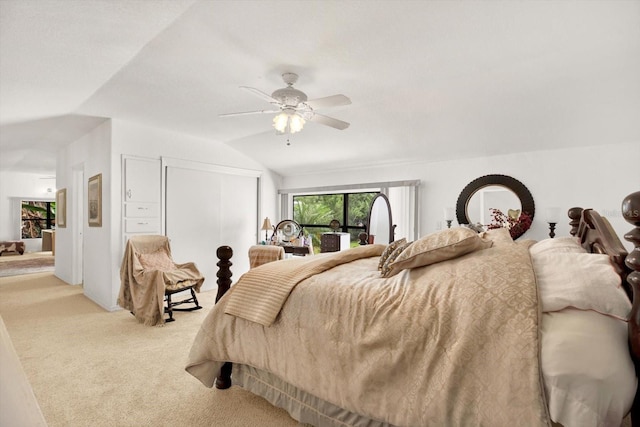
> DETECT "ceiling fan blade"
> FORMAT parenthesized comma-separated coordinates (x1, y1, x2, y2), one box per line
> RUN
(240, 86, 281, 105)
(309, 113, 350, 130)
(219, 109, 280, 117)
(305, 94, 351, 110)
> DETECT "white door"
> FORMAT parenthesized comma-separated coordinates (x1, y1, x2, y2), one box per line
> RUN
(165, 165, 258, 291)
(72, 167, 84, 285)
(124, 157, 161, 203)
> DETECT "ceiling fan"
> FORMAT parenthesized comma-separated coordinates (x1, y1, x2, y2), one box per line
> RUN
(220, 72, 351, 134)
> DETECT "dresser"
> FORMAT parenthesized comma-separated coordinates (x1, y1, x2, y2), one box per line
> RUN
(320, 232, 350, 253)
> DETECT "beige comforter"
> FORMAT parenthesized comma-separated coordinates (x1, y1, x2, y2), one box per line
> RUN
(186, 242, 551, 426)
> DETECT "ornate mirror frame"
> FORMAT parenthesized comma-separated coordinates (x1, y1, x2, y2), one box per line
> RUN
(455, 174, 535, 239)
(367, 193, 395, 244)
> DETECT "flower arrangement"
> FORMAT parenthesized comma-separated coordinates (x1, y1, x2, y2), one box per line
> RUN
(487, 208, 533, 239)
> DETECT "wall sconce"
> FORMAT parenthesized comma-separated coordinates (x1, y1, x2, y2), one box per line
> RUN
(261, 217, 273, 241)
(443, 207, 455, 229)
(545, 207, 561, 238)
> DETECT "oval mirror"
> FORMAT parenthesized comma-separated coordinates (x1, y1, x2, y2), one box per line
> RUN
(367, 193, 394, 244)
(455, 175, 535, 239)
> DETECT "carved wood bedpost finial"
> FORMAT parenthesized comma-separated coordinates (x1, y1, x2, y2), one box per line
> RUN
(568, 207, 583, 236)
(216, 246, 233, 303)
(622, 191, 640, 426)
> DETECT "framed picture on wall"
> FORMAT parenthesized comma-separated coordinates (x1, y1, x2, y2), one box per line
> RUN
(56, 188, 67, 228)
(88, 173, 102, 227)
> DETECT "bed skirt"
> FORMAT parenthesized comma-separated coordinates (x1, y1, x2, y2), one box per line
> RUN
(234, 364, 394, 427)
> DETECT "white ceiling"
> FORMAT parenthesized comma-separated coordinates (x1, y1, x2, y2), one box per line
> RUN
(1, 0, 639, 176)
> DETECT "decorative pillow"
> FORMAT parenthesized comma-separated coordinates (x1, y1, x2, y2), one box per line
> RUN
(380, 240, 412, 277)
(529, 237, 586, 256)
(479, 228, 514, 247)
(382, 227, 492, 278)
(532, 252, 631, 320)
(377, 238, 407, 271)
(138, 251, 175, 272)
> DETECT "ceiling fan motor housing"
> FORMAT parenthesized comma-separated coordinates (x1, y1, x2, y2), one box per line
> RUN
(271, 87, 308, 107)
(271, 72, 308, 107)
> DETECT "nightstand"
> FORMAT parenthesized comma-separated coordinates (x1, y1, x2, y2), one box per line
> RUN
(320, 232, 350, 253)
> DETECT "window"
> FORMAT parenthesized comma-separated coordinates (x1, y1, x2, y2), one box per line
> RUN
(293, 192, 377, 250)
(21, 201, 56, 238)
(280, 180, 421, 251)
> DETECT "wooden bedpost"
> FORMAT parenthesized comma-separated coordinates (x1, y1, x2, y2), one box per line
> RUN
(622, 191, 640, 427)
(215, 245, 233, 389)
(215, 246, 233, 303)
(568, 207, 583, 236)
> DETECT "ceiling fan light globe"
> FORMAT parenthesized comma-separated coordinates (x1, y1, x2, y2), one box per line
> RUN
(289, 115, 305, 133)
(273, 113, 289, 133)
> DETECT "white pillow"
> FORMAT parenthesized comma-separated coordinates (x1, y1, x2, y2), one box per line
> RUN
(532, 252, 631, 320)
(530, 237, 586, 256)
(541, 309, 636, 427)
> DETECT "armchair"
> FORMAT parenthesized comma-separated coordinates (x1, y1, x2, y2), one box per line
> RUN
(118, 235, 204, 325)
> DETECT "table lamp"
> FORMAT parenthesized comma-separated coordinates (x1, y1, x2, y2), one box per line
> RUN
(261, 217, 272, 241)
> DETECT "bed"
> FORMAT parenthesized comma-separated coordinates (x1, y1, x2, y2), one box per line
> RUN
(186, 191, 640, 427)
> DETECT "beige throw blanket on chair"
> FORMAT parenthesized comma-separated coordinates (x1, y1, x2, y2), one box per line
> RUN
(118, 236, 204, 326)
(248, 245, 285, 269)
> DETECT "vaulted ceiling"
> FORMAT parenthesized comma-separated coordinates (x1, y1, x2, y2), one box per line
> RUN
(1, 0, 639, 176)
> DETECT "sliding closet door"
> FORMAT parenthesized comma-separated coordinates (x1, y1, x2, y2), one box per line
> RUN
(165, 161, 258, 291)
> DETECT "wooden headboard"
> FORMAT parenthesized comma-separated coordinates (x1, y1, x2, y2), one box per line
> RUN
(573, 208, 632, 297)
(570, 191, 640, 425)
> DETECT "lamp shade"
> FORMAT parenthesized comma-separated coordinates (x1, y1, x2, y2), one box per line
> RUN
(443, 207, 455, 221)
(544, 207, 561, 223)
(261, 217, 272, 231)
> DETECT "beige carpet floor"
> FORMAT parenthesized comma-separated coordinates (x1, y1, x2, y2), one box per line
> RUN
(0, 273, 301, 427)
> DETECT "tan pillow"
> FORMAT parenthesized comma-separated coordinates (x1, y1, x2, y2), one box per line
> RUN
(380, 240, 412, 277)
(377, 238, 407, 271)
(480, 228, 514, 247)
(138, 251, 175, 272)
(383, 227, 492, 277)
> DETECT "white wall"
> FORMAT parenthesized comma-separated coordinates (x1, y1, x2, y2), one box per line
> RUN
(55, 118, 282, 311)
(281, 142, 640, 250)
(56, 120, 112, 307)
(0, 172, 56, 252)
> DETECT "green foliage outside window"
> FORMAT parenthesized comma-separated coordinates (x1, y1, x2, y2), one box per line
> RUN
(293, 192, 377, 251)
(21, 201, 56, 238)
